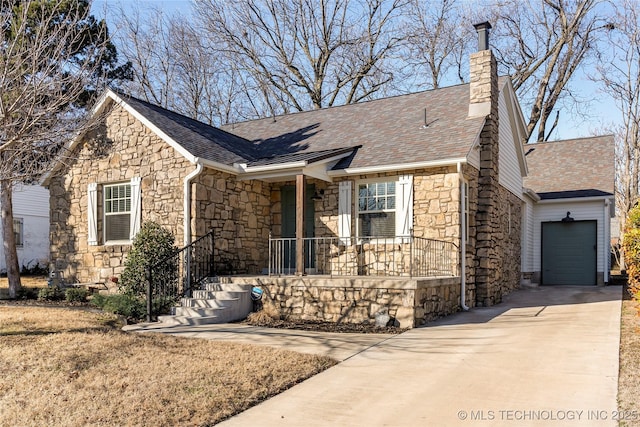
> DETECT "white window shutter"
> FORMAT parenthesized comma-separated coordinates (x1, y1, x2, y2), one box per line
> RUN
(129, 177, 142, 240)
(397, 174, 413, 237)
(87, 183, 98, 246)
(338, 181, 352, 244)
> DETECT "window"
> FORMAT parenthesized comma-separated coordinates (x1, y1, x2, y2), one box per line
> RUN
(341, 175, 412, 241)
(104, 183, 132, 242)
(88, 177, 141, 246)
(357, 181, 396, 237)
(13, 218, 23, 247)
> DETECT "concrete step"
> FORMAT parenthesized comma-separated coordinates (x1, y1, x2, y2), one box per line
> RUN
(157, 314, 222, 326)
(201, 282, 252, 292)
(191, 290, 248, 300)
(174, 306, 227, 317)
(155, 280, 254, 326)
(180, 297, 238, 309)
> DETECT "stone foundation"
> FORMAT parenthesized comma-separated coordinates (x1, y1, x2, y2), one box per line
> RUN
(232, 276, 461, 328)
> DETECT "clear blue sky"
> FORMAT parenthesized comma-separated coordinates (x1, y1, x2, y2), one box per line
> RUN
(91, 0, 623, 142)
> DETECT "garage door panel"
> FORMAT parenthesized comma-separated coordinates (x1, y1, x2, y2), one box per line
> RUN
(542, 221, 596, 286)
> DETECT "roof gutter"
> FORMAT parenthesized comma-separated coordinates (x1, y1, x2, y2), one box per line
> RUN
(537, 195, 614, 204)
(604, 199, 611, 284)
(236, 160, 308, 173)
(184, 161, 204, 246)
(328, 158, 467, 177)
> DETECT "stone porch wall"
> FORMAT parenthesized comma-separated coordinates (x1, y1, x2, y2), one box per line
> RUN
(236, 276, 461, 328)
(49, 105, 193, 286)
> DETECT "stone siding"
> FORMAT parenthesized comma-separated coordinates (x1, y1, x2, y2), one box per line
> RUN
(49, 105, 194, 285)
(240, 276, 461, 328)
(193, 169, 271, 274)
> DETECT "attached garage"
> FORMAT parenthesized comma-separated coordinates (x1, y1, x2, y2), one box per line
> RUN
(541, 220, 597, 285)
(520, 136, 615, 287)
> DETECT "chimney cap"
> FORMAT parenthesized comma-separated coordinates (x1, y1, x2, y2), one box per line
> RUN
(473, 21, 492, 51)
(473, 21, 492, 31)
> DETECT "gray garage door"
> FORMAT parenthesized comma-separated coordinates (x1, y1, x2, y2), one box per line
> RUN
(541, 221, 597, 285)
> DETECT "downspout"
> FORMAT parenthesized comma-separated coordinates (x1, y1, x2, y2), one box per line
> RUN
(604, 199, 611, 284)
(184, 162, 204, 247)
(458, 162, 469, 311)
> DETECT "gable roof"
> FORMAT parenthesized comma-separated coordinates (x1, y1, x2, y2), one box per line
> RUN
(221, 81, 514, 172)
(45, 77, 525, 184)
(523, 135, 615, 200)
(119, 93, 257, 166)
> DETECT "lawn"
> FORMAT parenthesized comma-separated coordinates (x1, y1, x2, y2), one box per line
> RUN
(618, 294, 640, 427)
(0, 306, 336, 426)
(0, 276, 48, 299)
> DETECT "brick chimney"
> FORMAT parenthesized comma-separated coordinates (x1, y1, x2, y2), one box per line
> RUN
(470, 21, 502, 307)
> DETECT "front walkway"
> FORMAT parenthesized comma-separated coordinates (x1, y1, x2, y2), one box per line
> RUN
(217, 286, 621, 427)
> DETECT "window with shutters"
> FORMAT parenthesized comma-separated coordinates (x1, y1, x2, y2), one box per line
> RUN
(103, 183, 131, 242)
(88, 177, 141, 246)
(357, 181, 396, 238)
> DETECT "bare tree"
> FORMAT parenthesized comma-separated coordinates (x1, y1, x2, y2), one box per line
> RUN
(0, 0, 121, 297)
(195, 0, 408, 113)
(113, 5, 248, 125)
(491, 0, 613, 142)
(402, 0, 471, 90)
(596, 0, 640, 254)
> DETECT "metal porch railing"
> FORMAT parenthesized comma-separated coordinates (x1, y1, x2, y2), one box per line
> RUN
(268, 232, 458, 278)
(145, 229, 216, 321)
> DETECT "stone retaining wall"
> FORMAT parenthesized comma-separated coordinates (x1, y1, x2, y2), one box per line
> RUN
(236, 276, 461, 328)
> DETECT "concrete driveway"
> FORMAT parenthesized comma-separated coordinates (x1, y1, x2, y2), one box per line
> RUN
(217, 285, 622, 427)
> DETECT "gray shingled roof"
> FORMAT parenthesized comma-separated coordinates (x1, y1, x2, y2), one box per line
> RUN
(523, 136, 614, 199)
(119, 94, 258, 165)
(118, 78, 511, 170)
(221, 81, 499, 170)
(246, 147, 359, 166)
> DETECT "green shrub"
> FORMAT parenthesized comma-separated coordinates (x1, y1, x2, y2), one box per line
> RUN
(119, 222, 178, 297)
(90, 293, 145, 319)
(623, 205, 640, 301)
(37, 286, 65, 301)
(65, 287, 89, 302)
(90, 293, 108, 310)
(152, 295, 177, 316)
(16, 287, 38, 300)
(19, 262, 48, 276)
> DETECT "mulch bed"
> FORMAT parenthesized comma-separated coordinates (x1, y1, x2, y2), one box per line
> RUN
(244, 318, 407, 334)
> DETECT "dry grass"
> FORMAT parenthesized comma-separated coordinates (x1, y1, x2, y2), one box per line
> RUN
(619, 297, 640, 427)
(0, 276, 48, 299)
(0, 276, 48, 288)
(0, 306, 336, 426)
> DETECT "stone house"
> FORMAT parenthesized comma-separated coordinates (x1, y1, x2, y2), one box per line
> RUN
(44, 24, 604, 327)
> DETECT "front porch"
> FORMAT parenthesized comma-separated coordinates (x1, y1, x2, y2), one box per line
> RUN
(147, 228, 463, 328)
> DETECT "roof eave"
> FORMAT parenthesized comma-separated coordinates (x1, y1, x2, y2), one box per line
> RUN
(537, 195, 614, 204)
(328, 157, 468, 177)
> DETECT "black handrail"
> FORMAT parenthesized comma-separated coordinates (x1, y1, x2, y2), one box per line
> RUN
(146, 229, 216, 321)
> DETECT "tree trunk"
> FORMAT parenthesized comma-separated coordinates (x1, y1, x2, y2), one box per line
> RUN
(1, 180, 21, 298)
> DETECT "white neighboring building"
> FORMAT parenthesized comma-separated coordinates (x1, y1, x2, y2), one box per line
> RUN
(0, 184, 50, 273)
